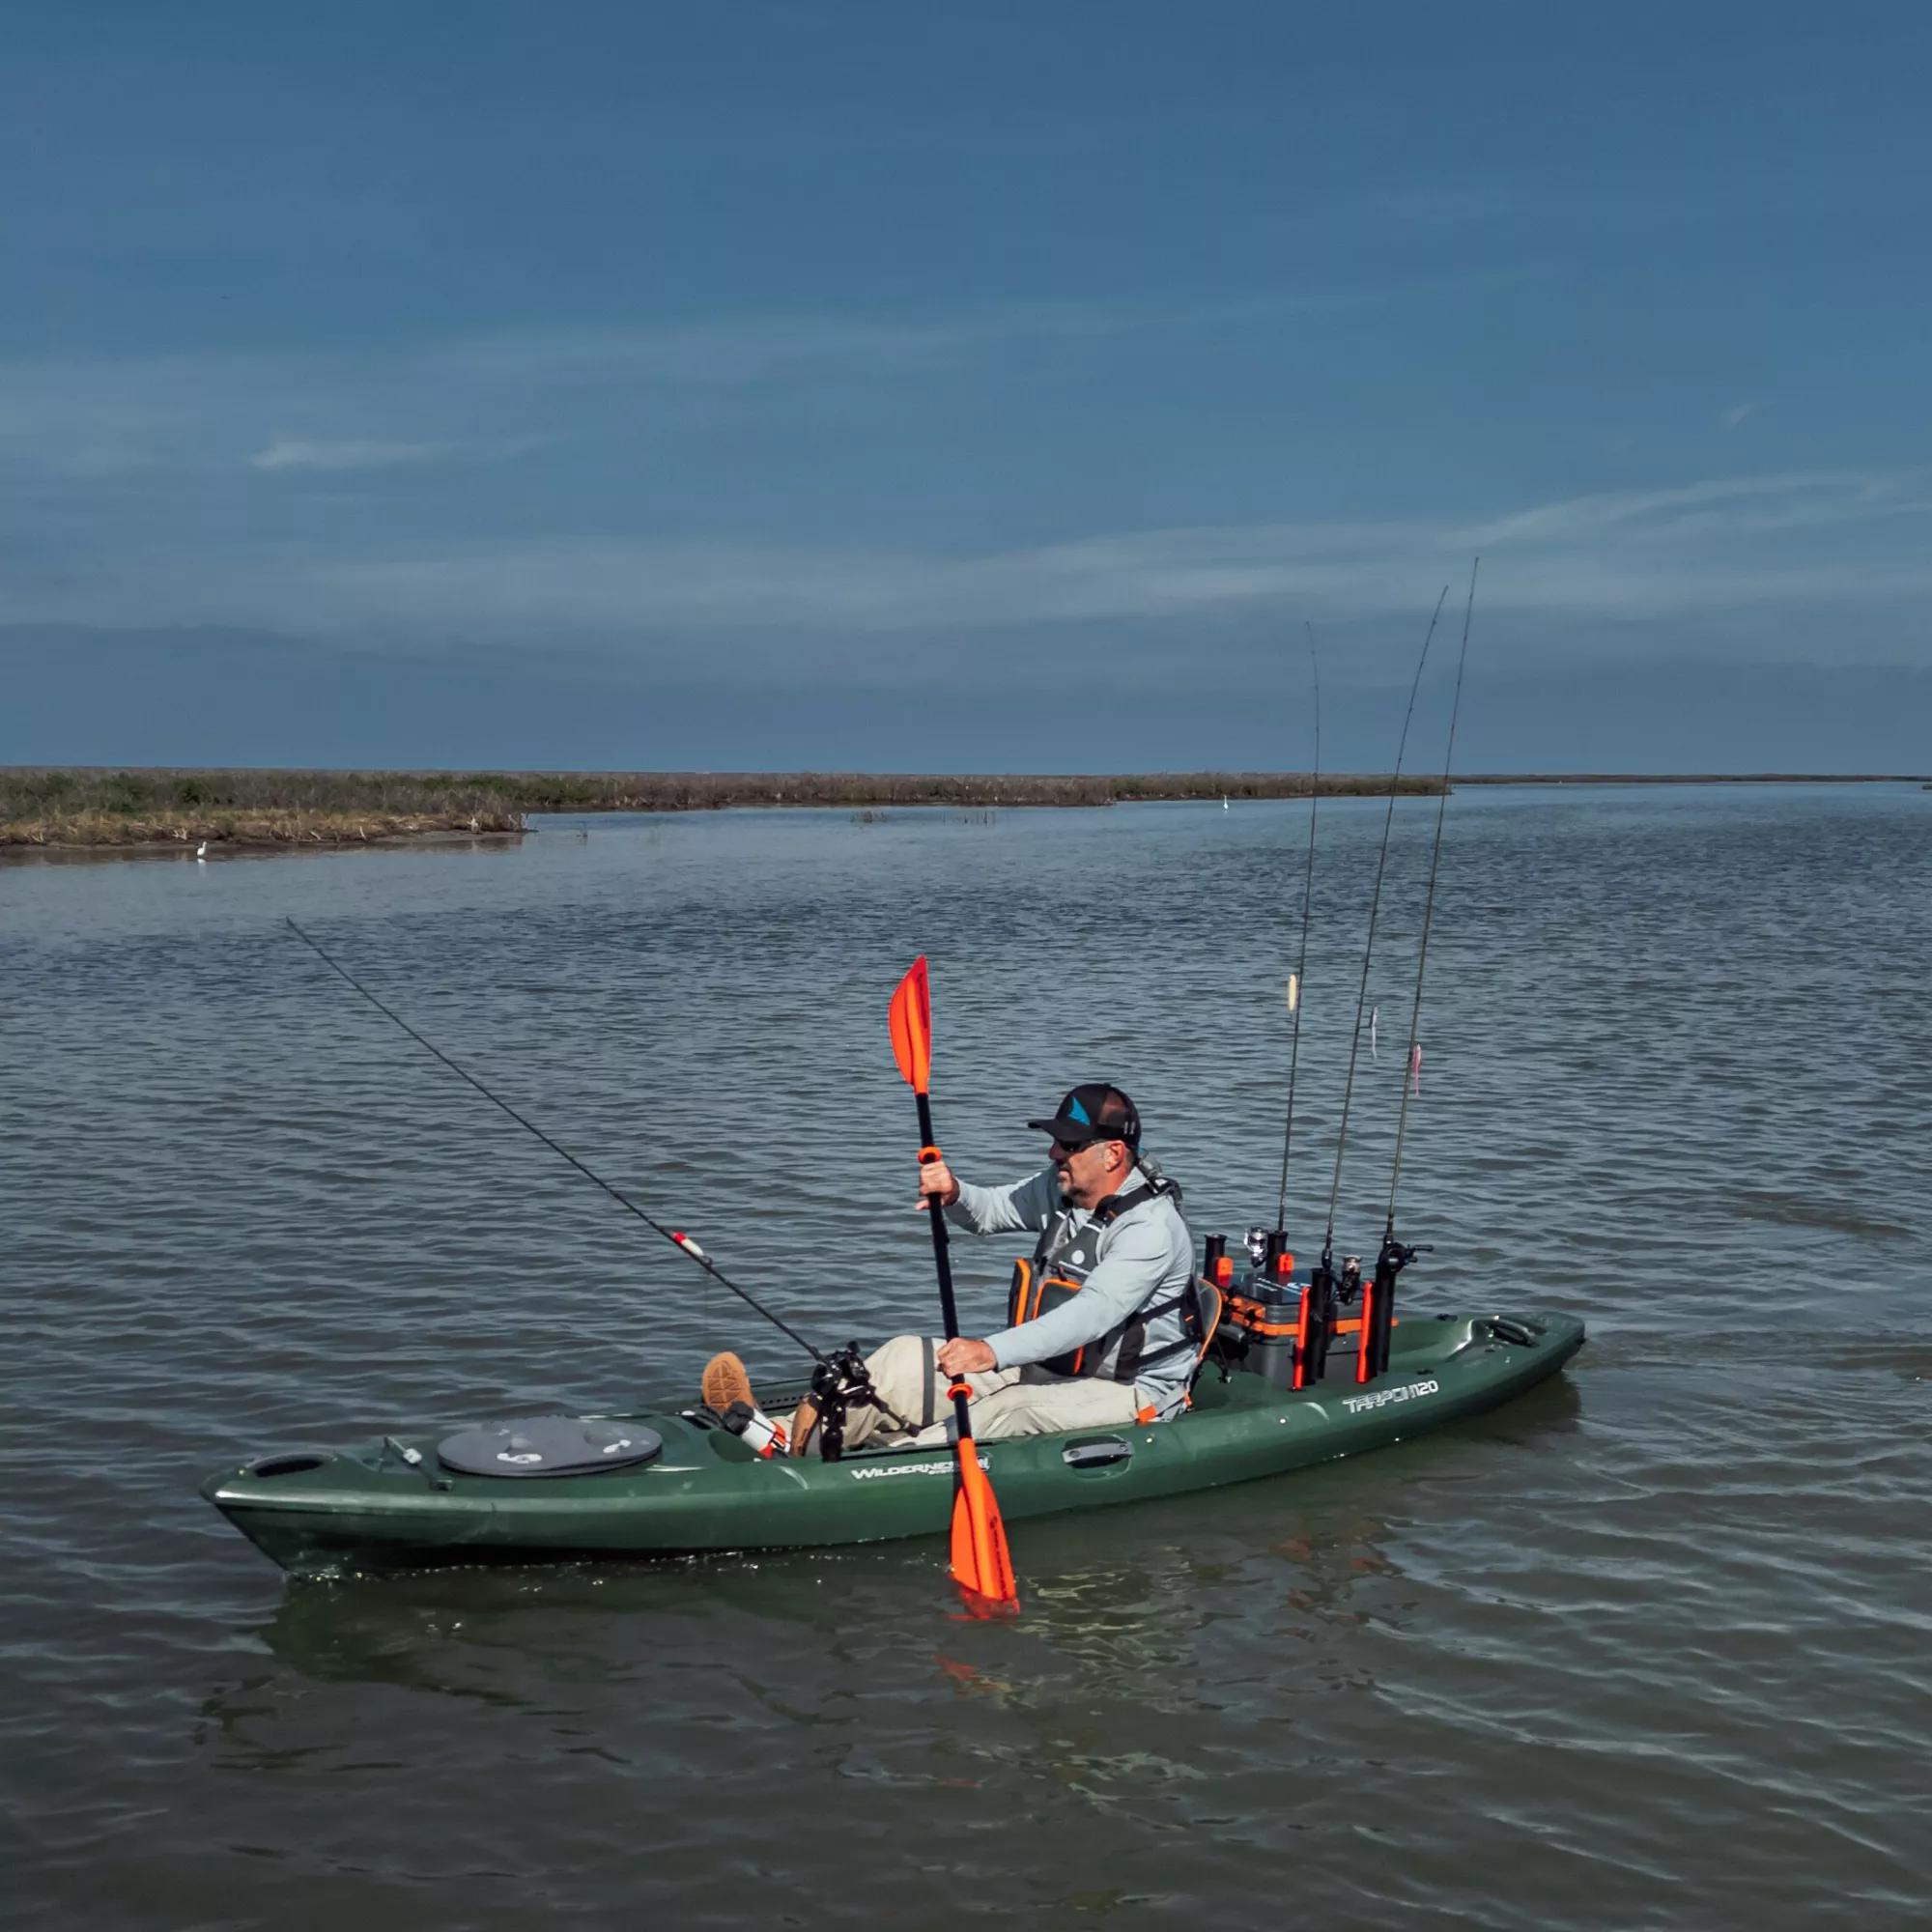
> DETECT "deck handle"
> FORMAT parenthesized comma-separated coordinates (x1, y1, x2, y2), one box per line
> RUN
(1062, 1437, 1133, 1469)
(1483, 1317, 1540, 1348)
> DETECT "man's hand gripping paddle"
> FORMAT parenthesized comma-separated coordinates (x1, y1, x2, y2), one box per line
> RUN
(888, 955, 1019, 1614)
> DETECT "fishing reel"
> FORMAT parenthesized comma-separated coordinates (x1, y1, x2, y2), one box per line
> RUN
(1376, 1236, 1431, 1278)
(806, 1343, 909, 1463)
(1351, 1236, 1431, 1384)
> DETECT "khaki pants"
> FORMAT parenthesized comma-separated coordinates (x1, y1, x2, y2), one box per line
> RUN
(836, 1333, 1145, 1452)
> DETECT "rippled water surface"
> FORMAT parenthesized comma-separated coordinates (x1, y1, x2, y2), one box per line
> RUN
(5, 785, 1928, 1929)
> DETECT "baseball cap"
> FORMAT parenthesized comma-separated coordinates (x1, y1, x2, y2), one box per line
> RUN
(1026, 1083, 1142, 1150)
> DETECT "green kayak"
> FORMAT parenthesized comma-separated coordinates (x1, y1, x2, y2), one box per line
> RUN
(202, 1307, 1583, 1579)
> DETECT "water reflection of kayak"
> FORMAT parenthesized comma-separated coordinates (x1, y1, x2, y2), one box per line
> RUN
(201, 1309, 1583, 1580)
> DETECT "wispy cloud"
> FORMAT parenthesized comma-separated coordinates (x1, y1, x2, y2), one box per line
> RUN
(15, 468, 1927, 667)
(1721, 400, 1764, 430)
(2, 310, 1928, 675)
(0, 301, 1281, 483)
(0, 284, 1526, 487)
(1467, 469, 1927, 548)
(250, 438, 458, 473)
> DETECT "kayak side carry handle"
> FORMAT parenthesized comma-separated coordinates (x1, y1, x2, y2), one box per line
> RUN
(1062, 1437, 1133, 1470)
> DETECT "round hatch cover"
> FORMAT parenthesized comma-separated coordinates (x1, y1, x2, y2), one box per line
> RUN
(436, 1416, 664, 1478)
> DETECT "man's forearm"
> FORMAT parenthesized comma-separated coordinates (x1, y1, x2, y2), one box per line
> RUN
(945, 1171, 1051, 1237)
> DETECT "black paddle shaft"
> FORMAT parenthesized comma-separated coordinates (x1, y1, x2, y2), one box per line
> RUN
(914, 1094, 979, 1442)
(914, 1093, 965, 1342)
(914, 1090, 1005, 1601)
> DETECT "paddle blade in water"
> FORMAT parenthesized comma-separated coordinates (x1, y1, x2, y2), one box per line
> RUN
(949, 1440, 1019, 1613)
(889, 955, 933, 1094)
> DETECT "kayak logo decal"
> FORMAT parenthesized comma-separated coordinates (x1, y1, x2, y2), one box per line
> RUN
(851, 1456, 991, 1481)
(1341, 1378, 1439, 1415)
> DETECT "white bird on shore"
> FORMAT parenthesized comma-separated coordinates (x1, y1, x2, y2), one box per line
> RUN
(195, 840, 209, 862)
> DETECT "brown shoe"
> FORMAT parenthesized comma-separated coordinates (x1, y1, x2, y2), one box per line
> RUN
(787, 1397, 819, 1458)
(700, 1350, 755, 1416)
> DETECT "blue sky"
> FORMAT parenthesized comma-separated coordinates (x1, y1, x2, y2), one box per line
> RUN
(5, 2, 1928, 770)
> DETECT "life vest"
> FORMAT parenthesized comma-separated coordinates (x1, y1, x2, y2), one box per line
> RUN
(1005, 1178, 1205, 1390)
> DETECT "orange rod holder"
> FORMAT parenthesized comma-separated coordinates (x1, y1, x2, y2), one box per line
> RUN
(1293, 1283, 1318, 1390)
(1354, 1273, 1378, 1384)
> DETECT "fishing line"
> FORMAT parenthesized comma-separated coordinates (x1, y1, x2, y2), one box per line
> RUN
(1320, 585, 1450, 1264)
(1385, 558, 1479, 1233)
(1273, 622, 1321, 1233)
(284, 918, 829, 1363)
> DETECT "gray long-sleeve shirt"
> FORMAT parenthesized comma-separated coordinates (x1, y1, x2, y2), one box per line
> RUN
(946, 1166, 1197, 1416)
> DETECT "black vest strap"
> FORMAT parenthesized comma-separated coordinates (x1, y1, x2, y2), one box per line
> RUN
(1112, 1292, 1191, 1379)
(1094, 1182, 1155, 1223)
(1031, 1180, 1163, 1265)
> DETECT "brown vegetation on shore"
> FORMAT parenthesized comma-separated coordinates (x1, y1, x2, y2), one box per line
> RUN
(0, 766, 1439, 848)
(3, 806, 528, 849)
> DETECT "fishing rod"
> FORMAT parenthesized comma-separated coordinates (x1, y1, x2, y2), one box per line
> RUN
(284, 918, 830, 1365)
(1258, 593, 1445, 1395)
(1317, 586, 1450, 1280)
(1385, 558, 1479, 1236)
(1348, 563, 1478, 1385)
(1272, 622, 1321, 1236)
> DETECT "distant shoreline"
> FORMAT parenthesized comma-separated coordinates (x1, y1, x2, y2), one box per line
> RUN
(2, 767, 1433, 850)
(1, 766, 1921, 852)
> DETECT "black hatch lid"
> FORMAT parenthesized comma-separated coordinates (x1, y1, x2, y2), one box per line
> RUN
(436, 1416, 664, 1478)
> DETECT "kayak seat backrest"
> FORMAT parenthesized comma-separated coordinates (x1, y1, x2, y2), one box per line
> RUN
(1007, 1256, 1038, 1328)
(1008, 1258, 1094, 1375)
(1187, 1277, 1224, 1387)
(1007, 1259, 1227, 1389)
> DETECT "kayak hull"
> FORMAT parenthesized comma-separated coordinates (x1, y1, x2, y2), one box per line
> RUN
(201, 1309, 1583, 1579)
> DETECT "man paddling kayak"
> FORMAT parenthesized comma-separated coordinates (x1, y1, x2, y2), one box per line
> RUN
(702, 1083, 1200, 1455)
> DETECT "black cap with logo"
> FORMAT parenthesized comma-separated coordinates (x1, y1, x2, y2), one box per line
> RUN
(1026, 1083, 1142, 1150)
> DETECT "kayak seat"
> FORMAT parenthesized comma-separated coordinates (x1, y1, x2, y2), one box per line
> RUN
(1007, 1259, 1226, 1397)
(1185, 1278, 1225, 1392)
(1007, 1260, 1094, 1376)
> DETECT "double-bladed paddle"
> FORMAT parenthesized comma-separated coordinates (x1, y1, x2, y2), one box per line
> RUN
(888, 954, 1019, 1612)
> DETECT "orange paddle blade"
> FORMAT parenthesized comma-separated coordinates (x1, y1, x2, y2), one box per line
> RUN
(888, 954, 933, 1094)
(949, 1439, 1019, 1611)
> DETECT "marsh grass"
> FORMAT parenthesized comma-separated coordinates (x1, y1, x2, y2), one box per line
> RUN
(0, 803, 528, 848)
(0, 767, 1439, 847)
